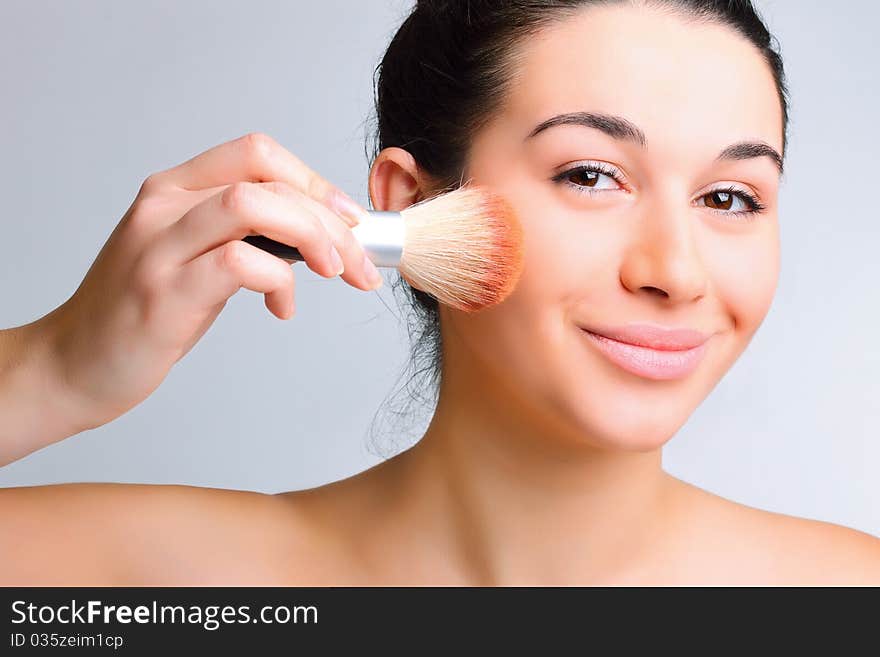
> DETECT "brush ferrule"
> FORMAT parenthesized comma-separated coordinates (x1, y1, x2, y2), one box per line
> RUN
(350, 211, 404, 268)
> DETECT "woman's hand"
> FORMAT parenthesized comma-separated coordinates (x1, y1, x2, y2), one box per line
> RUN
(33, 132, 383, 439)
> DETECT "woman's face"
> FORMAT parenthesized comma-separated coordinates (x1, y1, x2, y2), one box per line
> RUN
(444, 5, 783, 450)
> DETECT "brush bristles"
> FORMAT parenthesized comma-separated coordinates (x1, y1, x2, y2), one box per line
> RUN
(397, 185, 524, 312)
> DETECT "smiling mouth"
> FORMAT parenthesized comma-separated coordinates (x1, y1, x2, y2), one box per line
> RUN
(579, 328, 710, 381)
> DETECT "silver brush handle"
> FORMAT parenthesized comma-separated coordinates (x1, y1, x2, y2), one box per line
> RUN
(242, 211, 404, 268)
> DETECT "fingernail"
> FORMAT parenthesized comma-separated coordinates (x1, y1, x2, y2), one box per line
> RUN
(329, 245, 344, 276)
(332, 190, 369, 227)
(363, 253, 383, 289)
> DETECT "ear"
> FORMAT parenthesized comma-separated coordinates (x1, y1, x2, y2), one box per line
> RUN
(368, 147, 426, 212)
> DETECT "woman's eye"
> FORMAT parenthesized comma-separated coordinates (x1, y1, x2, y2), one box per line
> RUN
(552, 164, 624, 195)
(698, 186, 767, 219)
(701, 189, 748, 212)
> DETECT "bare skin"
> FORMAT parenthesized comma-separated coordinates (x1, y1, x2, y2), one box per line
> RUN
(1, 4, 879, 586)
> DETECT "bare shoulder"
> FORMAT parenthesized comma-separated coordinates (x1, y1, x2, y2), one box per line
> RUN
(0, 482, 313, 585)
(274, 456, 409, 584)
(666, 477, 880, 585)
(2, 451, 405, 586)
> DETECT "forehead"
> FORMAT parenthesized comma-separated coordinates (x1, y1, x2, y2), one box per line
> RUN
(502, 4, 783, 158)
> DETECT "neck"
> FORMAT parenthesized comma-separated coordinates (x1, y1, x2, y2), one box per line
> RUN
(392, 332, 674, 585)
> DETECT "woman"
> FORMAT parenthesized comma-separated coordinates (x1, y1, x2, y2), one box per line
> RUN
(1, 0, 878, 585)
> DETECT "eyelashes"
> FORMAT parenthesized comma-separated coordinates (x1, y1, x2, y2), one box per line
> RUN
(551, 162, 768, 221)
(702, 185, 767, 218)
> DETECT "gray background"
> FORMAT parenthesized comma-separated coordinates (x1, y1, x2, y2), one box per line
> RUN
(1, 0, 877, 537)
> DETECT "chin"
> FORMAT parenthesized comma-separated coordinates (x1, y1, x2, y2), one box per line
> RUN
(557, 390, 689, 453)
(536, 338, 714, 453)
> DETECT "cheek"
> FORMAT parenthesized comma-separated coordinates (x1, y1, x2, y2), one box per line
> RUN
(442, 161, 582, 400)
(517, 194, 624, 302)
(446, 206, 622, 420)
(443, 215, 580, 404)
(704, 223, 780, 336)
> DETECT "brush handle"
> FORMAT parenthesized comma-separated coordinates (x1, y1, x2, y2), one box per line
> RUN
(242, 235, 305, 262)
(241, 210, 405, 268)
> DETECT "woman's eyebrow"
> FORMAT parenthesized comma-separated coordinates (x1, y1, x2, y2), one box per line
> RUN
(716, 141, 784, 176)
(525, 111, 648, 146)
(524, 111, 784, 175)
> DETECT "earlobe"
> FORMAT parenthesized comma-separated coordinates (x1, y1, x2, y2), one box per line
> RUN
(368, 147, 426, 212)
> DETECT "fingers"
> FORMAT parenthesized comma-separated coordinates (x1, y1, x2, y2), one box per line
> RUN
(150, 181, 382, 291)
(173, 239, 297, 320)
(150, 132, 368, 228)
(152, 181, 342, 280)
(258, 181, 383, 292)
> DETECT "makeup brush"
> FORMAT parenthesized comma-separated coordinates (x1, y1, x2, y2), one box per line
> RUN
(242, 185, 524, 312)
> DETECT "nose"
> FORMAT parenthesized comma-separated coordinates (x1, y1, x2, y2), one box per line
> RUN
(619, 199, 708, 304)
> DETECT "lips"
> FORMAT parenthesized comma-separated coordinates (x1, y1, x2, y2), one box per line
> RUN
(578, 323, 712, 380)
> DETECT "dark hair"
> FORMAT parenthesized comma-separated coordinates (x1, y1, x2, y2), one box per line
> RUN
(363, 0, 791, 457)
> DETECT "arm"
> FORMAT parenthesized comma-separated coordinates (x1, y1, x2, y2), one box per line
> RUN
(0, 132, 373, 583)
(0, 133, 373, 469)
(0, 314, 93, 466)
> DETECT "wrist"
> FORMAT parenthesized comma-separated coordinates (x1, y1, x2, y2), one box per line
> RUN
(30, 306, 106, 435)
(0, 312, 95, 465)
